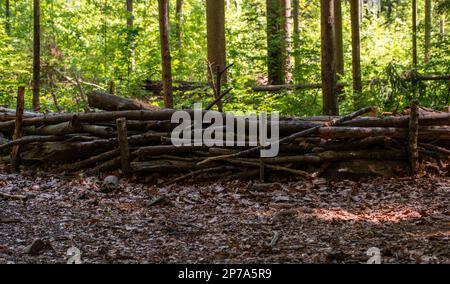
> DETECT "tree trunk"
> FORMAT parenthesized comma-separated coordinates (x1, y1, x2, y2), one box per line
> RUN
(293, 0, 300, 50)
(412, 0, 418, 66)
(126, 0, 135, 72)
(266, 0, 290, 85)
(350, 0, 362, 107)
(206, 0, 227, 83)
(87, 90, 158, 111)
(424, 0, 431, 63)
(175, 0, 184, 47)
(5, 0, 11, 35)
(33, 0, 41, 112)
(158, 0, 174, 108)
(135, 145, 208, 159)
(284, 0, 292, 83)
(116, 118, 132, 177)
(333, 0, 344, 77)
(320, 0, 338, 115)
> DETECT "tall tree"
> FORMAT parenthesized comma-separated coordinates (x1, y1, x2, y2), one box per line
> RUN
(206, 0, 226, 111)
(425, 0, 432, 62)
(206, 0, 227, 82)
(350, 0, 362, 106)
(158, 0, 173, 108)
(266, 0, 291, 85)
(320, 0, 338, 115)
(293, 0, 300, 76)
(334, 0, 344, 77)
(412, 0, 418, 66)
(33, 0, 41, 112)
(5, 0, 11, 35)
(126, 0, 135, 73)
(175, 0, 184, 47)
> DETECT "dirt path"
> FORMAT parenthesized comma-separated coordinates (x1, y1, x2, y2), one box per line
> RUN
(0, 168, 449, 264)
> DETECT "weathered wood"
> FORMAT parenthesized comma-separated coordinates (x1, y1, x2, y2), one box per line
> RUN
(24, 118, 81, 136)
(244, 149, 406, 164)
(88, 157, 121, 174)
(0, 110, 181, 130)
(317, 136, 393, 151)
(419, 142, 450, 157)
(132, 160, 197, 173)
(116, 118, 132, 177)
(225, 158, 311, 178)
(0, 107, 42, 121)
(0, 135, 66, 152)
(199, 106, 374, 163)
(87, 90, 158, 111)
(0, 191, 27, 201)
(409, 100, 419, 175)
(80, 124, 115, 138)
(62, 149, 120, 172)
(0, 131, 165, 153)
(136, 145, 207, 159)
(11, 87, 25, 172)
(317, 127, 407, 139)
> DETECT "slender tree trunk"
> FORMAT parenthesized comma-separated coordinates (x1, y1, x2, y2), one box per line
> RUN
(333, 0, 344, 77)
(175, 0, 184, 47)
(350, 0, 362, 107)
(424, 0, 431, 63)
(206, 0, 226, 112)
(320, 0, 338, 115)
(5, 0, 11, 35)
(284, 0, 292, 83)
(412, 0, 418, 66)
(158, 0, 173, 108)
(359, 0, 363, 22)
(206, 0, 227, 83)
(126, 0, 136, 73)
(266, 0, 290, 85)
(32, 0, 40, 112)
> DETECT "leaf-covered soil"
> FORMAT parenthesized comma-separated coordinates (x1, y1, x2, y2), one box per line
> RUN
(0, 167, 449, 264)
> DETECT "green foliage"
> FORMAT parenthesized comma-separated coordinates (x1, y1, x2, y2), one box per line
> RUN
(0, 0, 448, 116)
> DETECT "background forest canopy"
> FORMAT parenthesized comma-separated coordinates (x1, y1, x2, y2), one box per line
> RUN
(0, 0, 449, 116)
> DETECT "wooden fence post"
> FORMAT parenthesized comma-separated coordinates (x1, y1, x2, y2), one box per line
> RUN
(11, 87, 25, 172)
(116, 117, 132, 177)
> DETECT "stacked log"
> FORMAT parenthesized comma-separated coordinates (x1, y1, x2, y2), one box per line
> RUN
(1, 91, 449, 183)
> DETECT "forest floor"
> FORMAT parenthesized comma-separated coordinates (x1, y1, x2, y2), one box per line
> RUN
(0, 165, 449, 264)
